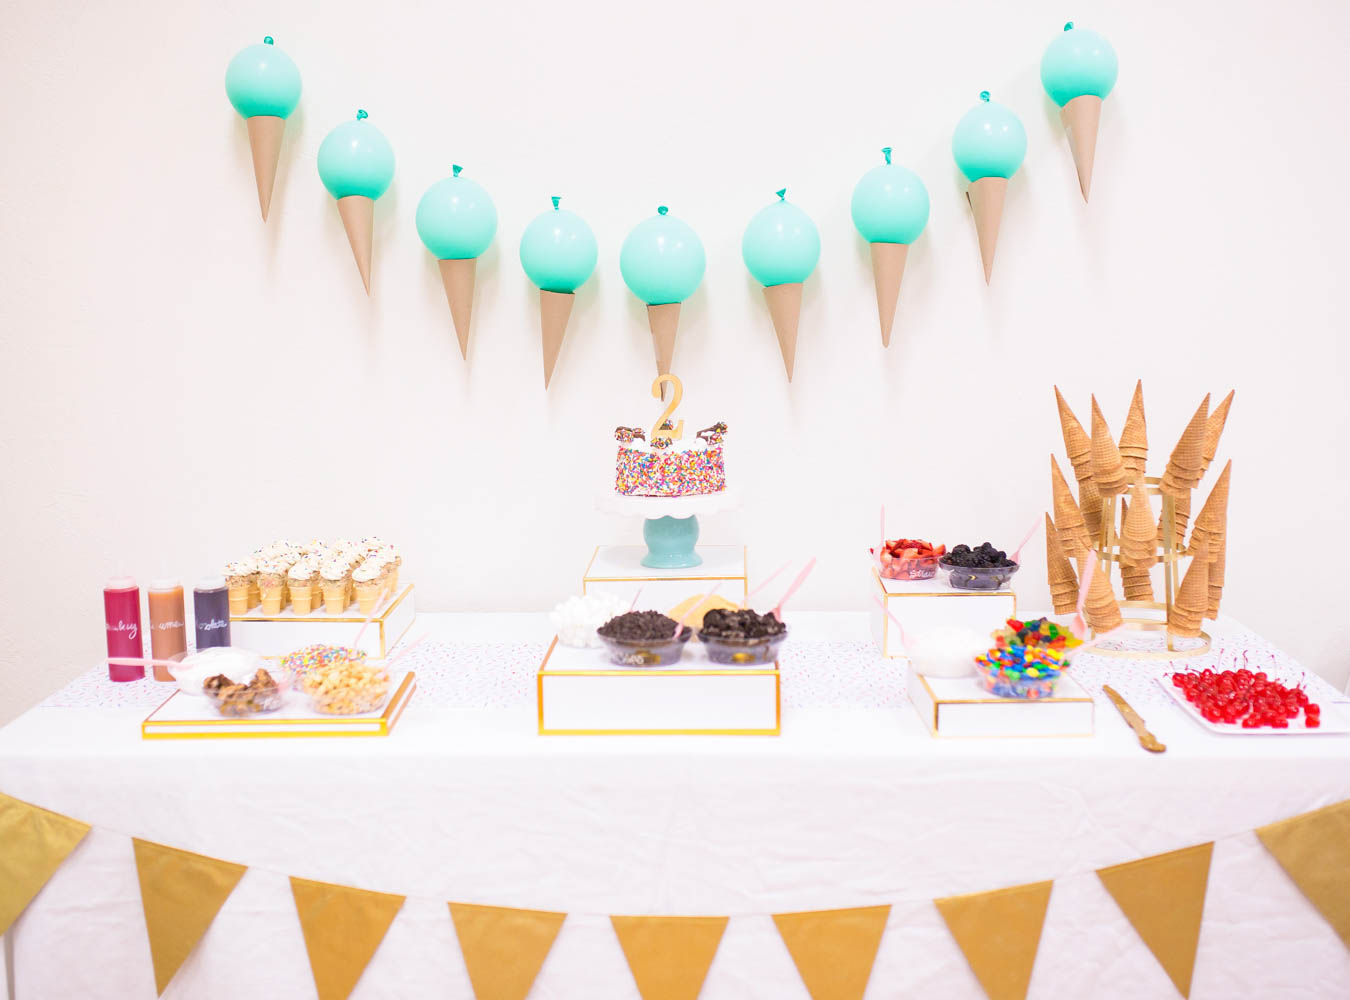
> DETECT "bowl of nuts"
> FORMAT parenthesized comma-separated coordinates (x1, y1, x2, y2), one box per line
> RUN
(297, 651, 391, 715)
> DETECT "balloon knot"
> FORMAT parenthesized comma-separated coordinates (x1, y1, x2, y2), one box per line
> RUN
(881, 147, 892, 164)
(657, 205, 669, 215)
(979, 91, 990, 102)
(775, 188, 786, 200)
(1064, 21, 1074, 30)
(551, 196, 561, 209)
(356, 109, 368, 120)
(263, 36, 274, 45)
(452, 164, 463, 177)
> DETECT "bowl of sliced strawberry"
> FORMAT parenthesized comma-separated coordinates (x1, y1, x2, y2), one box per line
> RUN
(874, 538, 946, 581)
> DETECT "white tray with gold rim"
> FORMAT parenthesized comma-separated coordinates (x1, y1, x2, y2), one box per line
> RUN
(871, 569, 1016, 659)
(907, 670, 1094, 738)
(537, 637, 779, 736)
(229, 584, 416, 658)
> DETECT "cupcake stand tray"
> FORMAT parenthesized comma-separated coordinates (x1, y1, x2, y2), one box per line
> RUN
(907, 671, 1094, 739)
(141, 672, 416, 739)
(229, 584, 416, 658)
(538, 638, 779, 736)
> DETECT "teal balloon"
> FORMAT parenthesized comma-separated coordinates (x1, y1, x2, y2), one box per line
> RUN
(952, 92, 1027, 182)
(1041, 23, 1118, 107)
(519, 197, 597, 293)
(619, 207, 706, 305)
(416, 166, 497, 260)
(317, 111, 394, 200)
(742, 190, 820, 287)
(225, 37, 301, 119)
(851, 149, 930, 245)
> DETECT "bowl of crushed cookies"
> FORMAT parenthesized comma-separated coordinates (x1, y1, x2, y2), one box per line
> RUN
(298, 651, 391, 715)
(202, 663, 290, 717)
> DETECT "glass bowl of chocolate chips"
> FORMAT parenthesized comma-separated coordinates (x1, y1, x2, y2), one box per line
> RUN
(596, 610, 693, 667)
(697, 608, 788, 665)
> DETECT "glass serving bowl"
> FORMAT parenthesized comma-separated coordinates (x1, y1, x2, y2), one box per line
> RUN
(697, 626, 789, 665)
(939, 558, 1020, 591)
(305, 663, 392, 715)
(973, 661, 1059, 699)
(878, 552, 942, 581)
(597, 627, 693, 667)
(200, 660, 293, 717)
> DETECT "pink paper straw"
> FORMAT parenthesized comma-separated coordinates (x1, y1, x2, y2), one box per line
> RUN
(771, 557, 817, 621)
(1010, 515, 1042, 566)
(384, 633, 427, 669)
(1074, 556, 1096, 638)
(871, 595, 910, 649)
(742, 560, 791, 609)
(880, 504, 886, 559)
(351, 579, 393, 649)
(628, 586, 644, 612)
(107, 656, 187, 672)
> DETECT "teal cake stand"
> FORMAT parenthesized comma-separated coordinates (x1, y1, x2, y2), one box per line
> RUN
(598, 490, 739, 570)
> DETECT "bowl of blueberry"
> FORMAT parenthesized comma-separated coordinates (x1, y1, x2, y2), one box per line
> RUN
(939, 542, 1019, 591)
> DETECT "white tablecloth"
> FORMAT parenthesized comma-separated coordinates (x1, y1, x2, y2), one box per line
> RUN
(2, 612, 1349, 999)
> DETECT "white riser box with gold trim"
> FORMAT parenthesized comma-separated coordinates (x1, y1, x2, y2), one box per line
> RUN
(871, 570, 1015, 659)
(583, 545, 748, 609)
(229, 585, 416, 658)
(907, 671, 1095, 738)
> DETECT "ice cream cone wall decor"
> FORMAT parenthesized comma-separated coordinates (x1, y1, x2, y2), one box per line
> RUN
(317, 110, 395, 293)
(519, 197, 598, 388)
(619, 207, 706, 380)
(1040, 22, 1118, 201)
(225, 36, 301, 221)
(742, 189, 821, 380)
(415, 165, 498, 359)
(952, 92, 1027, 283)
(850, 148, 929, 347)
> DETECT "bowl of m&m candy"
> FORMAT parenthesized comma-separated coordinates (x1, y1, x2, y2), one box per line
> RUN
(973, 618, 1082, 699)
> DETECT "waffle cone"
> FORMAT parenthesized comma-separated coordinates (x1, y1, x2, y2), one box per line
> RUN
(1121, 564, 1155, 601)
(245, 115, 285, 221)
(1162, 394, 1210, 491)
(336, 195, 375, 293)
(1120, 481, 1157, 567)
(1175, 546, 1211, 615)
(870, 242, 909, 347)
(1045, 513, 1079, 602)
(1119, 380, 1148, 479)
(1202, 390, 1235, 472)
(540, 290, 575, 389)
(1060, 95, 1102, 202)
(1051, 455, 1091, 556)
(1084, 566, 1123, 632)
(1079, 475, 1104, 545)
(967, 176, 1007, 283)
(763, 282, 803, 381)
(1090, 395, 1129, 495)
(1054, 386, 1093, 479)
(438, 258, 476, 360)
(1188, 460, 1231, 555)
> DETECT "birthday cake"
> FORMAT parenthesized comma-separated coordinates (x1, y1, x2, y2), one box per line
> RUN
(614, 422, 727, 497)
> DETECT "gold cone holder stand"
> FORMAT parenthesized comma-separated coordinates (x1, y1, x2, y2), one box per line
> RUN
(1089, 477, 1211, 659)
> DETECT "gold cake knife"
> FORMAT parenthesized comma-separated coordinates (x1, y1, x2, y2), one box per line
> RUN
(1102, 685, 1166, 753)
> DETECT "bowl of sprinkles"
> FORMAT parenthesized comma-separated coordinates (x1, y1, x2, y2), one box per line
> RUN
(974, 618, 1081, 699)
(281, 643, 368, 689)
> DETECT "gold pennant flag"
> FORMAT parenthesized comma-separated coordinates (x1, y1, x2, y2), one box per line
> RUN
(448, 902, 566, 1000)
(610, 915, 728, 1000)
(290, 876, 406, 1000)
(1096, 842, 1213, 997)
(132, 839, 247, 995)
(0, 791, 91, 935)
(772, 904, 891, 1000)
(934, 880, 1053, 1000)
(1257, 799, 1350, 949)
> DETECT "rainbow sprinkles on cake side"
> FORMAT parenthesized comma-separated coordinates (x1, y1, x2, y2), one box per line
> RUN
(614, 421, 727, 497)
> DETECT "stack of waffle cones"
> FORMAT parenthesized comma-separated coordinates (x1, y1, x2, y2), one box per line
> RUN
(1118, 482, 1158, 568)
(1187, 460, 1231, 560)
(1168, 545, 1210, 639)
(1090, 397, 1129, 495)
(1054, 387, 1093, 486)
(1079, 476, 1104, 546)
(1207, 540, 1227, 619)
(1202, 390, 1235, 474)
(1045, 514, 1080, 614)
(1119, 381, 1148, 481)
(1051, 456, 1092, 555)
(1160, 395, 1210, 497)
(1081, 555, 1123, 631)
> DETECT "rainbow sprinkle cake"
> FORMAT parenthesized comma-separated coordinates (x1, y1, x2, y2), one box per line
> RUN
(614, 422, 728, 498)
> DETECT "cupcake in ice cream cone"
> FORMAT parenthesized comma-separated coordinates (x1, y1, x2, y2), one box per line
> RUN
(257, 559, 288, 615)
(319, 557, 351, 615)
(353, 558, 387, 614)
(224, 558, 258, 615)
(288, 559, 319, 616)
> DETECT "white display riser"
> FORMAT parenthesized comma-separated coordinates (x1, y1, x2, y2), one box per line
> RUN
(907, 670, 1095, 738)
(582, 545, 748, 610)
(871, 570, 1016, 659)
(228, 585, 416, 658)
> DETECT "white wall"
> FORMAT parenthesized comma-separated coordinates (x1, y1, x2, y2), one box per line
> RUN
(2, 0, 1347, 722)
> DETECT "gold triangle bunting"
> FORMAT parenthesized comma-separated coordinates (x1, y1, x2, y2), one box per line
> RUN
(610, 915, 728, 1000)
(1096, 842, 1213, 997)
(0, 791, 91, 935)
(772, 904, 891, 1000)
(448, 901, 566, 1000)
(290, 876, 405, 1000)
(934, 880, 1053, 1000)
(132, 838, 247, 995)
(1257, 799, 1350, 949)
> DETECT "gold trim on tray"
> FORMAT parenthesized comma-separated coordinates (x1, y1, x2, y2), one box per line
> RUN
(914, 676, 1094, 739)
(230, 584, 414, 624)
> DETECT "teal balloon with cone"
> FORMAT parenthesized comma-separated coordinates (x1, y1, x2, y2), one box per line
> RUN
(224, 36, 301, 221)
(741, 189, 819, 381)
(851, 148, 929, 346)
(952, 91, 1026, 283)
(519, 196, 598, 388)
(317, 110, 395, 293)
(619, 206, 706, 379)
(1041, 22, 1118, 200)
(416, 165, 497, 359)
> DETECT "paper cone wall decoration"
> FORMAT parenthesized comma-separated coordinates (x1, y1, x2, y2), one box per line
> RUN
(1168, 546, 1209, 639)
(1161, 395, 1211, 496)
(1060, 95, 1102, 201)
(1202, 390, 1235, 473)
(1187, 461, 1231, 557)
(1051, 456, 1091, 556)
(934, 880, 1053, 1000)
(0, 791, 90, 935)
(1097, 842, 1213, 998)
(337, 195, 375, 293)
(1082, 554, 1123, 631)
(764, 283, 803, 380)
(133, 839, 247, 996)
(1256, 800, 1350, 949)
(967, 176, 1007, 283)
(870, 243, 909, 347)
(448, 902, 566, 1000)
(1045, 514, 1080, 614)
(648, 302, 681, 377)
(1119, 380, 1148, 480)
(1054, 387, 1093, 483)
(1090, 396, 1129, 495)
(438, 259, 477, 360)
(290, 877, 405, 1000)
(1120, 482, 1157, 568)
(772, 905, 891, 1000)
(610, 915, 728, 1000)
(539, 290, 575, 389)
(246, 116, 285, 221)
